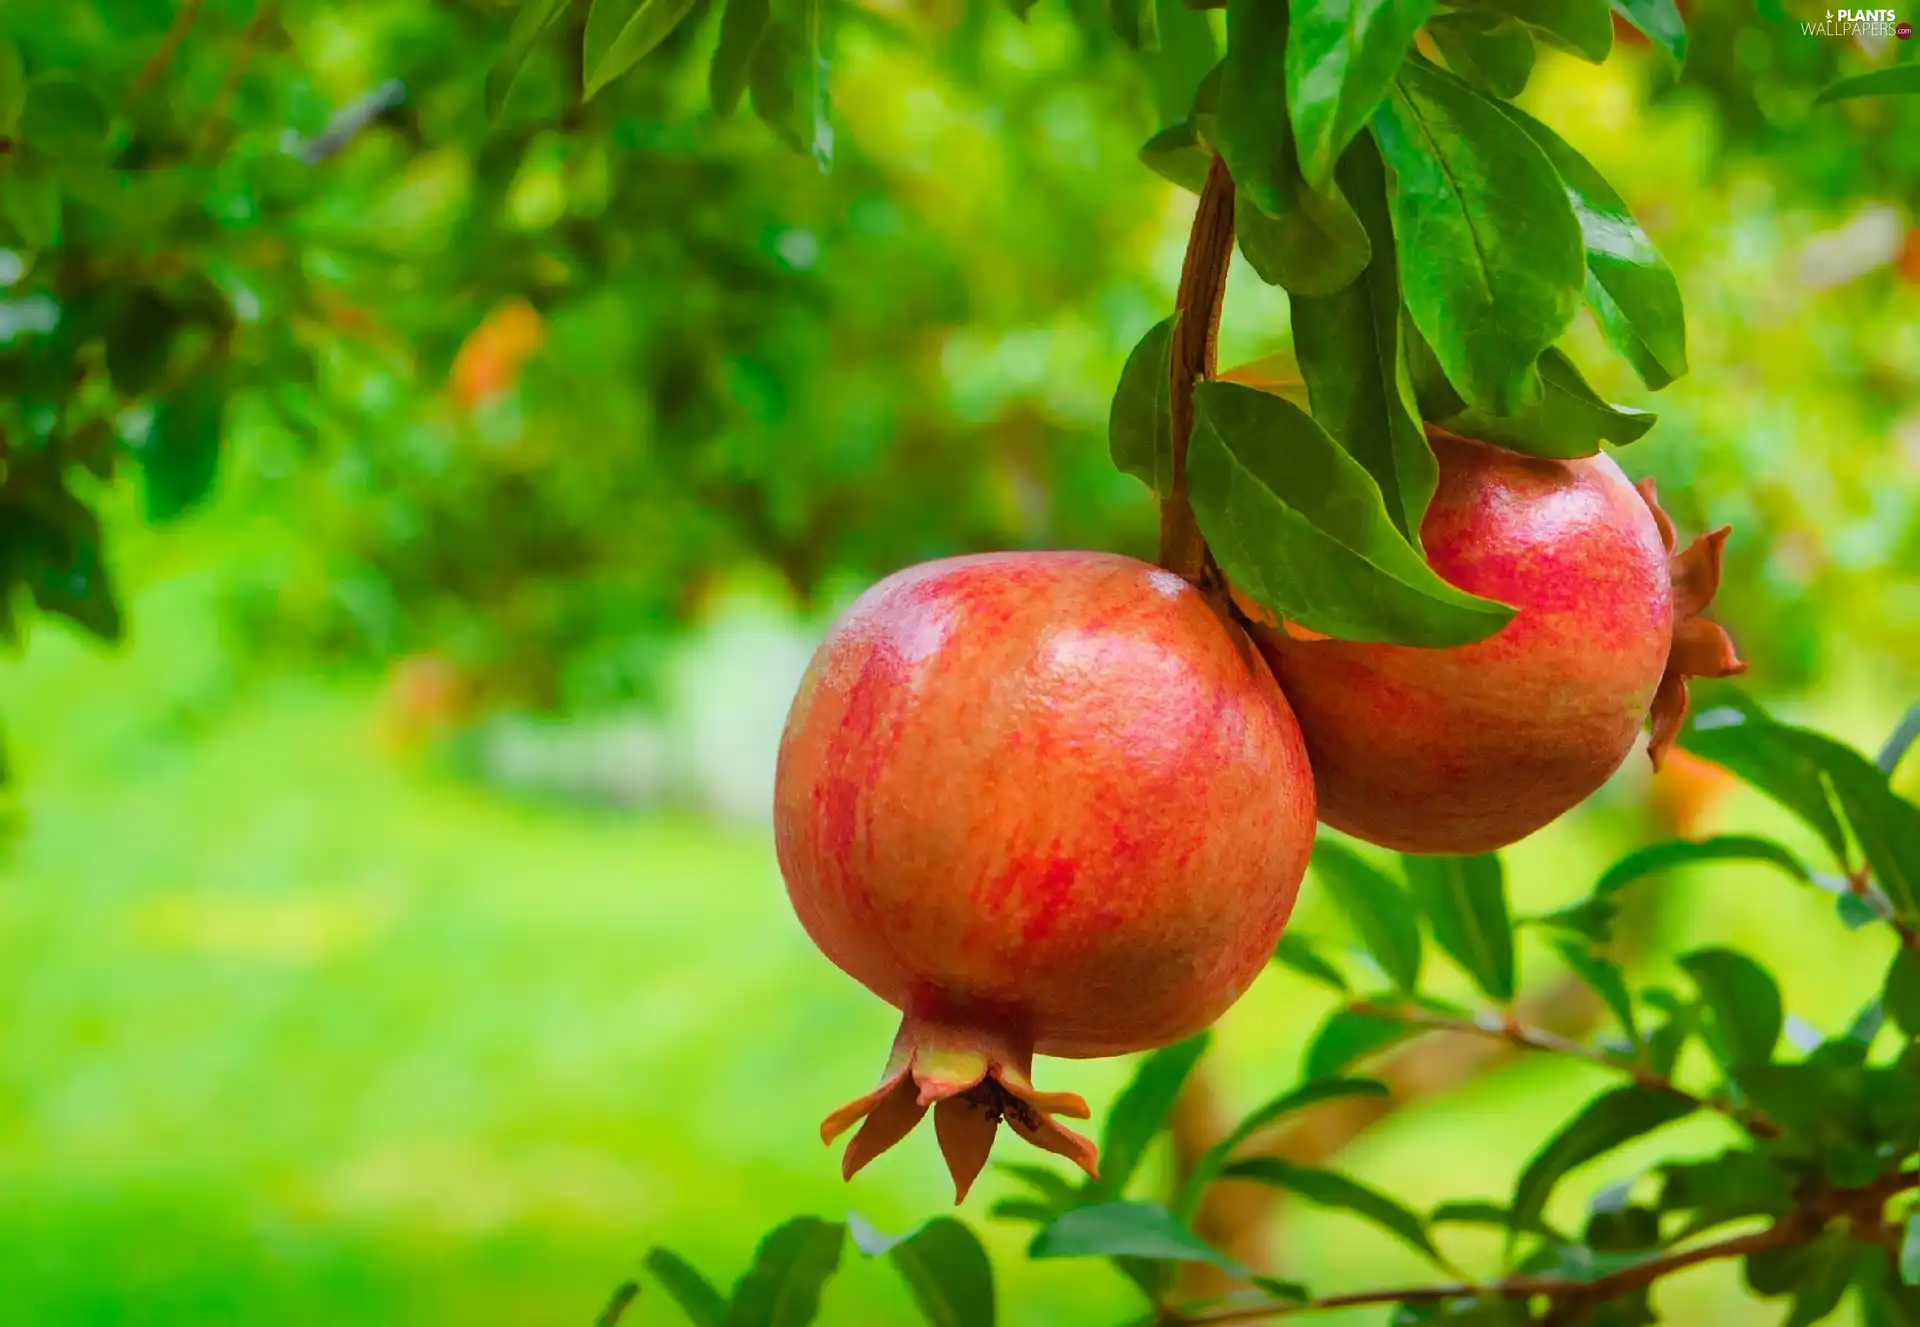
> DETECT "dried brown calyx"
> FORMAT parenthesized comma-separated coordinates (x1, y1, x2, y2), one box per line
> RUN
(1637, 479, 1748, 767)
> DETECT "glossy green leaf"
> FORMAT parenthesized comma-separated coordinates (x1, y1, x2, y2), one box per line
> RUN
(1550, 937, 1638, 1045)
(1092, 1032, 1211, 1201)
(1608, 0, 1686, 64)
(748, 0, 832, 170)
(1431, 347, 1653, 456)
(1290, 133, 1436, 543)
(712, 0, 774, 115)
(1595, 834, 1811, 898)
(1684, 702, 1851, 867)
(1426, 13, 1533, 99)
(0, 33, 24, 134)
(141, 380, 228, 523)
(849, 1215, 995, 1327)
(1178, 1077, 1388, 1216)
(1272, 932, 1350, 991)
(725, 1217, 845, 1327)
(1287, 0, 1435, 189)
(1478, 0, 1612, 61)
(1029, 1202, 1242, 1273)
(486, 0, 568, 119)
(1815, 65, 1920, 105)
(1187, 380, 1513, 646)
(1500, 102, 1688, 390)
(1679, 948, 1783, 1070)
(1234, 178, 1370, 297)
(1887, 949, 1920, 1039)
(1310, 839, 1422, 991)
(584, 0, 706, 100)
(1304, 1006, 1416, 1078)
(1109, 314, 1179, 498)
(646, 1248, 727, 1326)
(1510, 1086, 1696, 1235)
(1216, 0, 1289, 213)
(1372, 59, 1584, 415)
(19, 76, 110, 158)
(1401, 853, 1515, 1003)
(1223, 1157, 1441, 1262)
(1137, 121, 1211, 194)
(3, 155, 61, 249)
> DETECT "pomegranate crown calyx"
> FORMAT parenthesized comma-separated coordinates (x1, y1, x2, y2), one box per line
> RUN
(1637, 479, 1748, 769)
(820, 1017, 1098, 1204)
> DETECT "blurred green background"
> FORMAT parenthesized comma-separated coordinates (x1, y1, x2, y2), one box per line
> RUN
(4, 0, 1920, 1323)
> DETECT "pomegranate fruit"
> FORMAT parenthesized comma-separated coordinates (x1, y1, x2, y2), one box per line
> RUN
(1254, 429, 1744, 856)
(774, 551, 1315, 1200)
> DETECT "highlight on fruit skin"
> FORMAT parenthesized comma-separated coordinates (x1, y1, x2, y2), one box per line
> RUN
(773, 550, 1317, 1201)
(1254, 429, 1746, 857)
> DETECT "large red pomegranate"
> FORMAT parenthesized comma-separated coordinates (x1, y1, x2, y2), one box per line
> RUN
(1255, 429, 1744, 856)
(775, 551, 1315, 1200)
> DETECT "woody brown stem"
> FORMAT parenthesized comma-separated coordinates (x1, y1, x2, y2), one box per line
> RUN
(1159, 154, 1237, 586)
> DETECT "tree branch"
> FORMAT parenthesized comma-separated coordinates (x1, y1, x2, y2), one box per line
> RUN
(1159, 154, 1235, 586)
(128, 0, 209, 105)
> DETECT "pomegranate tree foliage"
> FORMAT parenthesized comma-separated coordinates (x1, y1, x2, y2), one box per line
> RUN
(611, 697, 1920, 1325)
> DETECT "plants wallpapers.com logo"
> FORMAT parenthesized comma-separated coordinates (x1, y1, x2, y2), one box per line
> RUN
(1801, 7, 1913, 34)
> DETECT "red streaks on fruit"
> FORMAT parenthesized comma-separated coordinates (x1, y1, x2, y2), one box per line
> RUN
(775, 551, 1316, 1199)
(1255, 431, 1744, 856)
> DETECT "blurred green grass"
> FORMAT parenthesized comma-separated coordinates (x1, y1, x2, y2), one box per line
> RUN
(1, 530, 1910, 1326)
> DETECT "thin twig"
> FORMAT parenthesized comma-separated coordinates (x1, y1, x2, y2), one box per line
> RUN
(1159, 154, 1236, 586)
(127, 0, 209, 105)
(199, 2, 279, 152)
(1348, 1000, 1782, 1139)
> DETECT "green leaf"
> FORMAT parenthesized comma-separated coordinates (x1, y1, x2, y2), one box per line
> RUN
(1678, 948, 1783, 1070)
(1372, 59, 1584, 415)
(1642, 989, 1692, 1078)
(1112, 0, 1160, 51)
(1092, 1032, 1211, 1201)
(1595, 835, 1811, 899)
(1310, 839, 1422, 991)
(1815, 66, 1920, 105)
(1029, 1202, 1242, 1273)
(1177, 1077, 1389, 1216)
(1138, 121, 1212, 193)
(849, 1216, 995, 1327)
(1477, 0, 1612, 61)
(0, 33, 24, 134)
(3, 154, 61, 249)
(1510, 1086, 1696, 1236)
(1550, 937, 1637, 1045)
(1234, 179, 1371, 298)
(1289, 133, 1436, 544)
(1887, 950, 1920, 1039)
(584, 0, 706, 100)
(1216, 0, 1289, 213)
(1223, 1157, 1441, 1262)
(748, 0, 832, 170)
(1304, 1006, 1416, 1078)
(1656, 1150, 1793, 1237)
(104, 290, 179, 399)
(1287, 0, 1435, 189)
(1108, 314, 1179, 498)
(1426, 13, 1534, 99)
(996, 1163, 1079, 1208)
(1499, 102, 1688, 390)
(486, 0, 568, 119)
(1879, 702, 1920, 776)
(10, 487, 121, 642)
(1187, 380, 1513, 647)
(1608, 0, 1686, 63)
(140, 380, 228, 523)
(597, 1279, 641, 1327)
(19, 76, 110, 158)
(1272, 932, 1350, 991)
(1430, 348, 1655, 458)
(725, 1218, 846, 1327)
(645, 1248, 727, 1326)
(712, 0, 773, 115)
(1401, 853, 1515, 1003)
(1904, 1214, 1920, 1286)
(1683, 702, 1851, 867)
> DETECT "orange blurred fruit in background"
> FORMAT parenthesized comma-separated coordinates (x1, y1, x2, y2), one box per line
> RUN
(1648, 745, 1737, 838)
(449, 300, 545, 410)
